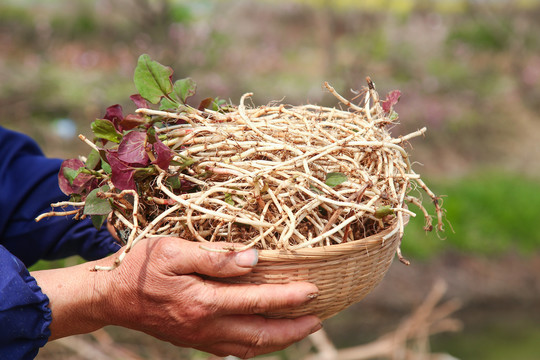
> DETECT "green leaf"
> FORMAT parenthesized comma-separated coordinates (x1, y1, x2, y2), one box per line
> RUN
(86, 148, 101, 170)
(83, 185, 112, 215)
(325, 172, 348, 187)
(172, 78, 196, 104)
(91, 119, 122, 143)
(63, 167, 82, 186)
(170, 156, 195, 170)
(166, 175, 182, 189)
(146, 126, 157, 144)
(224, 193, 235, 206)
(91, 214, 107, 229)
(69, 193, 82, 203)
(159, 97, 180, 110)
(134, 54, 174, 104)
(375, 205, 394, 219)
(212, 98, 226, 111)
(101, 158, 112, 174)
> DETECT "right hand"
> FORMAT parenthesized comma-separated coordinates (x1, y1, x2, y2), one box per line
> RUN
(93, 237, 322, 358)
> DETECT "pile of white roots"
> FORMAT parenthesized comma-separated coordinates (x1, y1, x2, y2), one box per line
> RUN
(45, 81, 444, 269)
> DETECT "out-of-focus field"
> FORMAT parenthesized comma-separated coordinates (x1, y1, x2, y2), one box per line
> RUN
(2, 0, 540, 359)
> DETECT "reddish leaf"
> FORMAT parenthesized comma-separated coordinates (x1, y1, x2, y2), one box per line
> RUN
(58, 159, 97, 195)
(120, 114, 146, 130)
(179, 178, 197, 193)
(104, 104, 124, 131)
(152, 139, 174, 169)
(117, 131, 149, 166)
(381, 90, 402, 113)
(167, 175, 197, 193)
(106, 150, 137, 191)
(130, 94, 149, 109)
(198, 97, 214, 111)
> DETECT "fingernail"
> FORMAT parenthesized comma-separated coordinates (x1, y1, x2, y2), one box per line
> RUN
(310, 322, 323, 334)
(235, 249, 259, 267)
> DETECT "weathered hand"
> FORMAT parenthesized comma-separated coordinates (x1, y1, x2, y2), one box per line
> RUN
(33, 237, 321, 358)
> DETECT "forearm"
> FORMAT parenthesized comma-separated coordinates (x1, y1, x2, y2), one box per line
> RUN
(31, 259, 111, 340)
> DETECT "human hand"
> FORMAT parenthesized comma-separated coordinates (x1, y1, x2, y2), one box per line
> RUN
(33, 238, 321, 358)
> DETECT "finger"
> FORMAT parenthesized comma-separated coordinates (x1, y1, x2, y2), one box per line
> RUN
(203, 280, 319, 315)
(155, 238, 259, 278)
(197, 315, 322, 358)
(106, 215, 121, 243)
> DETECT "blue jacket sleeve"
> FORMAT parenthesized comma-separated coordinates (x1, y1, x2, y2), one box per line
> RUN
(0, 126, 120, 266)
(0, 126, 121, 359)
(0, 245, 51, 360)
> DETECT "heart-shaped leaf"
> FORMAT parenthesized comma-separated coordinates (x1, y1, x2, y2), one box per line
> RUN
(129, 94, 148, 109)
(85, 148, 101, 170)
(58, 159, 97, 195)
(134, 54, 173, 104)
(84, 185, 112, 215)
(62, 167, 81, 185)
(381, 90, 402, 114)
(117, 131, 149, 166)
(91, 214, 107, 230)
(159, 97, 180, 111)
(103, 104, 124, 131)
(120, 114, 147, 130)
(173, 78, 196, 104)
(91, 119, 122, 143)
(106, 150, 137, 191)
(152, 138, 174, 169)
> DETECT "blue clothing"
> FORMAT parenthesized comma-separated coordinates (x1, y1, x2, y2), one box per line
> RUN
(0, 126, 120, 359)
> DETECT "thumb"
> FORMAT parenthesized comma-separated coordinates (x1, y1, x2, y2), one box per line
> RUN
(157, 238, 259, 278)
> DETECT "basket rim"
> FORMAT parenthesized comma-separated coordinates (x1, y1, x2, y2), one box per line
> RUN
(257, 220, 401, 261)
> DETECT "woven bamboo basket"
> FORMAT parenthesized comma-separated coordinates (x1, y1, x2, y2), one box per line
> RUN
(213, 220, 403, 321)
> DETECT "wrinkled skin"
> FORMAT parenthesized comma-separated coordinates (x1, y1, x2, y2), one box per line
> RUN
(33, 238, 321, 358)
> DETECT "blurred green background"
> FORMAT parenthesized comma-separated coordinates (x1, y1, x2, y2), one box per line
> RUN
(2, 0, 540, 359)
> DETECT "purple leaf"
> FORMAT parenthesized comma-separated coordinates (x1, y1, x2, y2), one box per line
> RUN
(381, 90, 402, 114)
(198, 97, 214, 111)
(130, 94, 149, 109)
(152, 138, 174, 169)
(179, 178, 197, 192)
(106, 150, 137, 191)
(117, 131, 150, 166)
(58, 159, 97, 195)
(120, 114, 146, 130)
(104, 104, 124, 132)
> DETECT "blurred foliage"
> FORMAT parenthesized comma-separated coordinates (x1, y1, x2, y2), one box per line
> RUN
(28, 255, 85, 272)
(446, 16, 511, 51)
(432, 308, 540, 360)
(403, 171, 540, 259)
